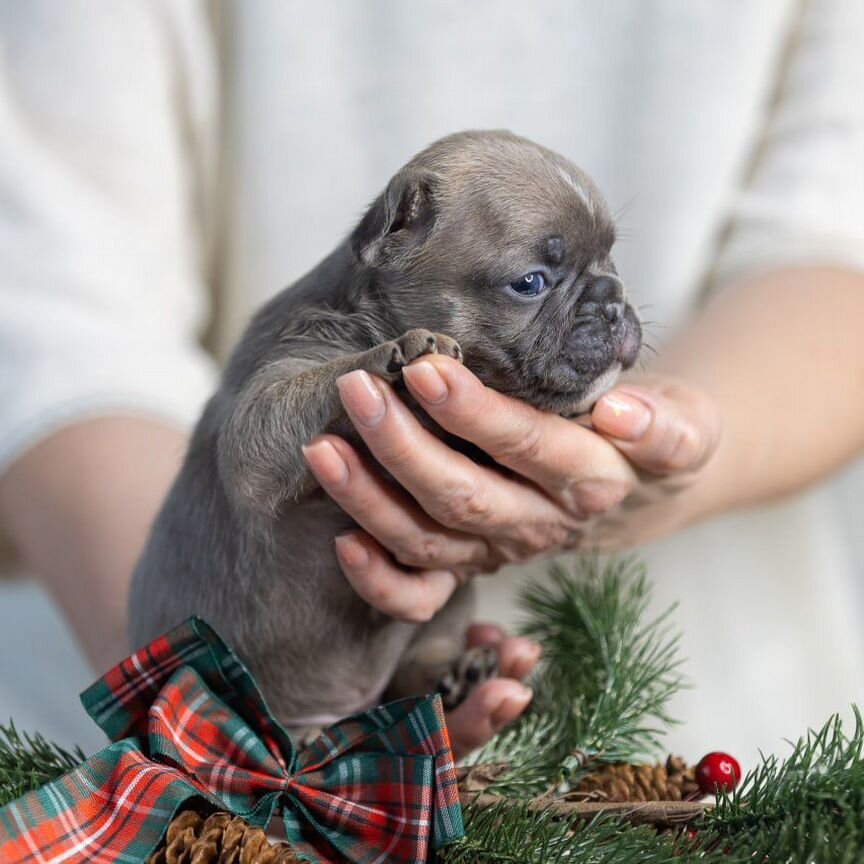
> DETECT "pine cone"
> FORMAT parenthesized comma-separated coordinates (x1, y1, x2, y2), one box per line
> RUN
(146, 810, 300, 864)
(571, 755, 701, 803)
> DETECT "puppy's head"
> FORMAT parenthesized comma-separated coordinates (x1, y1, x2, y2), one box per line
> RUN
(352, 130, 641, 414)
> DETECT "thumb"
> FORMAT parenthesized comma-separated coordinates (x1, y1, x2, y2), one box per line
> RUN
(589, 378, 721, 475)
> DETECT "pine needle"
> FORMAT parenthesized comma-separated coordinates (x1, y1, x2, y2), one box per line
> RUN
(473, 556, 684, 794)
(705, 707, 864, 862)
(0, 721, 85, 807)
(441, 799, 724, 864)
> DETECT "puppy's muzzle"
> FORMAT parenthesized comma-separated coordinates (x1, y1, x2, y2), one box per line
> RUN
(570, 275, 642, 369)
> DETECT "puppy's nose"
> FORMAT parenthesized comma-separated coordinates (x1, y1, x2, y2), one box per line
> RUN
(603, 301, 624, 324)
(582, 276, 625, 324)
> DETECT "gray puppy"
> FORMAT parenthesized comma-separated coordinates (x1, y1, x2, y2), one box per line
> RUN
(129, 130, 641, 733)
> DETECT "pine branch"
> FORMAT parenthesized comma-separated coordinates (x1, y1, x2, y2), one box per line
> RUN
(440, 799, 722, 864)
(472, 556, 684, 795)
(0, 721, 86, 807)
(704, 707, 864, 862)
(451, 707, 864, 863)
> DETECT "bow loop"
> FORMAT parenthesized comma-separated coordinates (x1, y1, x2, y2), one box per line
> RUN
(82, 617, 295, 771)
(147, 666, 288, 808)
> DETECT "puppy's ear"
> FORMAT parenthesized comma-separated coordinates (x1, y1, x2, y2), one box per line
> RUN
(351, 168, 437, 268)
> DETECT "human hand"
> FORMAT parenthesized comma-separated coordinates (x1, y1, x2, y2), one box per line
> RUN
(303, 356, 720, 591)
(301, 355, 720, 749)
(444, 622, 540, 759)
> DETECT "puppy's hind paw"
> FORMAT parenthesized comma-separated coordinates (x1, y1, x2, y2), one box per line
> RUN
(436, 645, 498, 710)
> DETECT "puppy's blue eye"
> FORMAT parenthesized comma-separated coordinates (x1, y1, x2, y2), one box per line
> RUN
(509, 272, 547, 296)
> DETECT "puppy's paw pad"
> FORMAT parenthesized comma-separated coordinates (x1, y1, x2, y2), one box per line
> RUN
(436, 645, 498, 710)
(397, 329, 463, 366)
(396, 329, 437, 364)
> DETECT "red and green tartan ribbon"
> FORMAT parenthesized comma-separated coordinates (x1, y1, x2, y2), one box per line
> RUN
(0, 617, 464, 863)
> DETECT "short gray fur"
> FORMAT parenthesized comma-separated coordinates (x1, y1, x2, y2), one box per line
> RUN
(129, 130, 641, 731)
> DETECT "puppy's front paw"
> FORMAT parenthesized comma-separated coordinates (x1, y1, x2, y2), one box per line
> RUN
(436, 645, 498, 710)
(383, 329, 462, 377)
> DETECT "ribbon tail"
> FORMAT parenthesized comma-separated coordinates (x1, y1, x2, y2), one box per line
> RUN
(0, 740, 205, 864)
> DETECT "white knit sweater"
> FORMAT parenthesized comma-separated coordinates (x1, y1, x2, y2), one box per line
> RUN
(0, 0, 862, 759)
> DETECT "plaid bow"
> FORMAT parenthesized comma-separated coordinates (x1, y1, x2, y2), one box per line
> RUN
(0, 617, 464, 864)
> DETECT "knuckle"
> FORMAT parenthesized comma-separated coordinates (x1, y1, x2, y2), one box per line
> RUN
(569, 479, 629, 516)
(508, 522, 558, 558)
(494, 418, 544, 467)
(376, 438, 417, 474)
(663, 422, 703, 473)
(431, 478, 489, 527)
(393, 533, 448, 569)
(367, 582, 421, 622)
(366, 583, 398, 614)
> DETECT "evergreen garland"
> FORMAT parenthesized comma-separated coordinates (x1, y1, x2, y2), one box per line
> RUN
(704, 708, 864, 862)
(443, 709, 864, 863)
(3, 556, 864, 863)
(443, 556, 864, 862)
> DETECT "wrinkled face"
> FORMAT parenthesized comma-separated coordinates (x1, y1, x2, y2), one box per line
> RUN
(354, 131, 642, 415)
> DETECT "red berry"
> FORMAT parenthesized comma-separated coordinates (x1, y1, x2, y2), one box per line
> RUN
(695, 751, 741, 794)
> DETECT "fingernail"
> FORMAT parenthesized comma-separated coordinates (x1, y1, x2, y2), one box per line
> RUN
(593, 392, 651, 441)
(492, 687, 533, 729)
(402, 361, 449, 404)
(513, 642, 541, 664)
(335, 534, 369, 569)
(302, 440, 349, 487)
(337, 370, 386, 427)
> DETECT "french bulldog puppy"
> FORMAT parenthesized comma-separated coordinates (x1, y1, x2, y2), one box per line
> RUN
(129, 130, 641, 734)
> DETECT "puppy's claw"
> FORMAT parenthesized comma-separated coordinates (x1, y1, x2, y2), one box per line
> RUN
(385, 347, 405, 374)
(436, 645, 498, 710)
(372, 329, 463, 380)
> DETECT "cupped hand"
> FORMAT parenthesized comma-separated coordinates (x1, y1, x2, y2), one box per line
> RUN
(303, 355, 720, 603)
(302, 354, 720, 750)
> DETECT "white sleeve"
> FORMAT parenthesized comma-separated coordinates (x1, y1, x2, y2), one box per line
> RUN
(712, 0, 864, 286)
(0, 0, 219, 473)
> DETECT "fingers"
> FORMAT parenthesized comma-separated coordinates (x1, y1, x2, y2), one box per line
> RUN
(445, 679, 533, 758)
(465, 625, 542, 680)
(303, 436, 491, 571)
(495, 635, 543, 681)
(590, 378, 721, 475)
(399, 356, 636, 513)
(445, 632, 540, 758)
(448, 628, 540, 757)
(465, 622, 505, 648)
(334, 369, 576, 553)
(333, 532, 460, 623)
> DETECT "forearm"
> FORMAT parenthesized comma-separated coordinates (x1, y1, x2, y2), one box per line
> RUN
(0, 418, 187, 672)
(653, 266, 864, 521)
